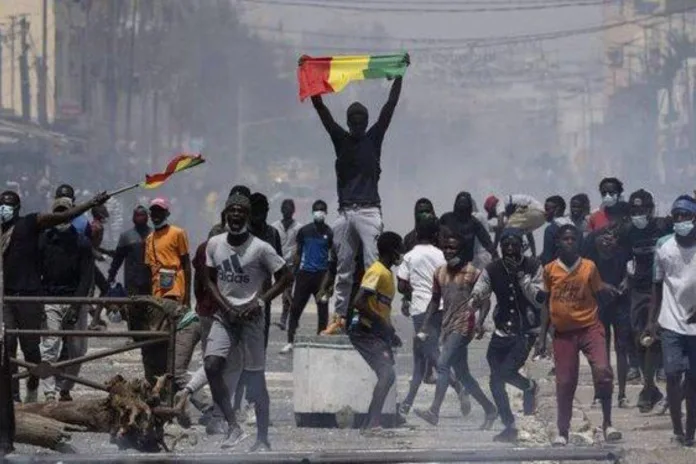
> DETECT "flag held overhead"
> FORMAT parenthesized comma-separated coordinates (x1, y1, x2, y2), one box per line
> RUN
(297, 53, 409, 101)
(142, 154, 206, 189)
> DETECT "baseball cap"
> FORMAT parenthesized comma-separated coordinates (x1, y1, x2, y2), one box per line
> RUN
(149, 197, 170, 210)
(52, 197, 73, 212)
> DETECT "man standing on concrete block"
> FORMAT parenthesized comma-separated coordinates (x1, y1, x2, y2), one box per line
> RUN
(310, 65, 406, 333)
(348, 231, 404, 436)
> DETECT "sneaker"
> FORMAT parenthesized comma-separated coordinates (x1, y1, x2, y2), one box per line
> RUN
(684, 437, 695, 447)
(413, 408, 439, 426)
(198, 407, 216, 427)
(656, 398, 669, 415)
(552, 434, 568, 447)
(618, 396, 630, 409)
(248, 439, 271, 452)
(523, 380, 538, 415)
(672, 434, 686, 446)
(320, 316, 345, 335)
(44, 391, 56, 402)
(220, 424, 249, 449)
(279, 343, 294, 354)
(480, 408, 498, 431)
(493, 427, 519, 443)
(459, 390, 472, 417)
(206, 417, 229, 436)
(626, 367, 642, 383)
(637, 386, 663, 413)
(603, 425, 622, 443)
(24, 388, 38, 404)
(398, 402, 411, 416)
(59, 391, 73, 402)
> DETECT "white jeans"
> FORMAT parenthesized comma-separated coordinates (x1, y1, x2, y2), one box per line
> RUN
(332, 207, 383, 317)
(39, 304, 89, 395)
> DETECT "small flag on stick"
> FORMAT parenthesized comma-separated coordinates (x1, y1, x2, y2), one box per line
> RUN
(142, 154, 205, 189)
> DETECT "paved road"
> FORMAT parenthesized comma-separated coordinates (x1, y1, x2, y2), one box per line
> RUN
(10, 304, 556, 462)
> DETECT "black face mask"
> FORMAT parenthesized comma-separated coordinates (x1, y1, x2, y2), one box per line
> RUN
(347, 102, 368, 137)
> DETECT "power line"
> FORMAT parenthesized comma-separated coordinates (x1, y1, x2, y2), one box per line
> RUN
(239, 0, 608, 13)
(248, 3, 696, 49)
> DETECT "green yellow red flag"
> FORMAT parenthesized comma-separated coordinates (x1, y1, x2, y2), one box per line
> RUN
(142, 154, 205, 189)
(297, 53, 408, 101)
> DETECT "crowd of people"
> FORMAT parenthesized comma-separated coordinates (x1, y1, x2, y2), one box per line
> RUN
(1, 72, 695, 454)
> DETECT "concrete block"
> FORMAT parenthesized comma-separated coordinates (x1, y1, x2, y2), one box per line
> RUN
(293, 335, 397, 427)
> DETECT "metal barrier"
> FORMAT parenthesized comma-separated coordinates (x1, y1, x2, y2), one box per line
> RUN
(2, 296, 177, 397)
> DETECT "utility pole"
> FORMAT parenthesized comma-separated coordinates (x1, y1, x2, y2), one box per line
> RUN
(125, 0, 138, 143)
(19, 16, 31, 121)
(0, 28, 3, 110)
(37, 0, 48, 126)
(9, 16, 16, 111)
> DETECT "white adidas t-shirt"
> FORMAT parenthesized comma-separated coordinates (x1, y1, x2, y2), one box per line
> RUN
(654, 235, 696, 336)
(397, 244, 446, 316)
(206, 234, 285, 306)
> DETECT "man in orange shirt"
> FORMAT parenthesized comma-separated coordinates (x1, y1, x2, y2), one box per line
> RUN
(537, 224, 622, 446)
(143, 197, 191, 383)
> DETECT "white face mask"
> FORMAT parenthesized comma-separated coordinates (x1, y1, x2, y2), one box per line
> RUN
(55, 223, 71, 232)
(674, 220, 695, 237)
(0, 205, 14, 224)
(312, 210, 326, 223)
(602, 194, 618, 208)
(631, 215, 649, 230)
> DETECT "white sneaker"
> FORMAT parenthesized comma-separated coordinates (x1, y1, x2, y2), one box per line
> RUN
(24, 388, 38, 404)
(280, 343, 294, 354)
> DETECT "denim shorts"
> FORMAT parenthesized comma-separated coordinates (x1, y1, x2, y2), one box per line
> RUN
(660, 328, 696, 376)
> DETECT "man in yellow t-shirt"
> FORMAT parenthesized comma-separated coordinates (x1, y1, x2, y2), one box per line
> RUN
(348, 231, 403, 436)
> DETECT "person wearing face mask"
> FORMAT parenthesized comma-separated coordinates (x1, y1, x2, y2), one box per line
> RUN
(621, 189, 673, 411)
(108, 206, 153, 296)
(588, 177, 624, 232)
(310, 62, 407, 334)
(403, 198, 437, 253)
(648, 195, 696, 447)
(37, 198, 95, 402)
(582, 225, 632, 409)
(203, 193, 293, 451)
(280, 200, 335, 354)
(396, 218, 470, 418)
(272, 199, 303, 332)
(469, 228, 545, 443)
(440, 192, 497, 265)
(1, 188, 109, 403)
(537, 224, 622, 446)
(414, 233, 498, 431)
(143, 198, 191, 386)
(348, 231, 404, 436)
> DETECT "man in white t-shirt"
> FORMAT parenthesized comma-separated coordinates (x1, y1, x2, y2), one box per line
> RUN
(650, 195, 696, 447)
(396, 218, 469, 416)
(272, 199, 302, 330)
(204, 194, 293, 451)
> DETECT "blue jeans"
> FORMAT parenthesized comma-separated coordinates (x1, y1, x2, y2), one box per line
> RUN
(429, 332, 495, 416)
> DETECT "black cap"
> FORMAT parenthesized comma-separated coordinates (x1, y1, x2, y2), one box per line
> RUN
(629, 189, 654, 208)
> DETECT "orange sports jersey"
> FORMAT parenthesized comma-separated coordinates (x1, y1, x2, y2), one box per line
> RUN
(543, 258, 602, 333)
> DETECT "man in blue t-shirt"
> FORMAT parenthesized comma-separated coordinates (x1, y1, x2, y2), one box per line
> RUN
(280, 200, 336, 354)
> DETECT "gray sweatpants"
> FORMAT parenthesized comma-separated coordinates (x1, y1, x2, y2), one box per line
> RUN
(332, 206, 383, 317)
(40, 304, 89, 396)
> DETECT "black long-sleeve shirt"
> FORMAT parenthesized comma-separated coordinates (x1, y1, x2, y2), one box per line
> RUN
(39, 227, 95, 297)
(312, 78, 402, 207)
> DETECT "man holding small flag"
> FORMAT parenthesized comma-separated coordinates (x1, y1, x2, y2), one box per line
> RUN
(300, 52, 409, 331)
